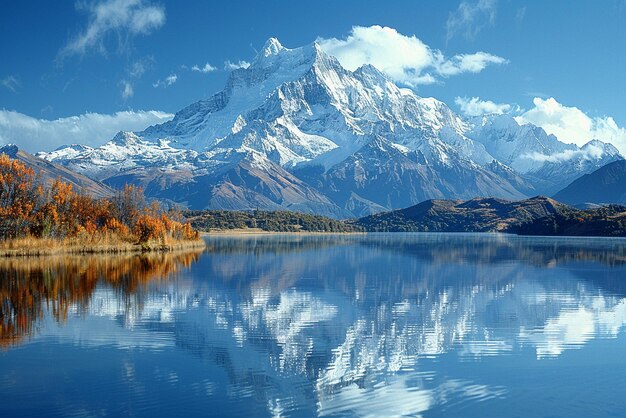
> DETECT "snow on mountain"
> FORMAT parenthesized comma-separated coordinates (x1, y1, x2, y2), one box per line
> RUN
(467, 114, 576, 173)
(38, 38, 623, 217)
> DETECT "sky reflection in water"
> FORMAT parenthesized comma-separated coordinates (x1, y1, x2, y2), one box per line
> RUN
(1, 233, 626, 417)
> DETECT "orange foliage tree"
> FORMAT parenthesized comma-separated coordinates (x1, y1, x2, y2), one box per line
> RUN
(0, 155, 199, 244)
(0, 155, 41, 238)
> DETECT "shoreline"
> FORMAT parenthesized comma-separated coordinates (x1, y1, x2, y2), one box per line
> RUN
(200, 228, 365, 236)
(199, 229, 626, 239)
(0, 239, 206, 257)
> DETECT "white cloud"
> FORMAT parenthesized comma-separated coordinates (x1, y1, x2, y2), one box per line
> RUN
(128, 57, 153, 78)
(0, 110, 173, 152)
(192, 63, 217, 73)
(516, 97, 626, 154)
(1, 75, 20, 93)
(152, 74, 177, 88)
(317, 25, 507, 87)
(224, 60, 250, 71)
(454, 96, 512, 116)
(121, 80, 134, 99)
(446, 0, 498, 41)
(59, 0, 165, 58)
(118, 57, 153, 99)
(522, 146, 605, 164)
(437, 52, 506, 76)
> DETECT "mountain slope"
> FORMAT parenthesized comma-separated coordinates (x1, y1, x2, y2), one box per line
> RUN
(101, 148, 348, 218)
(553, 159, 626, 205)
(1, 144, 113, 198)
(37, 37, 623, 216)
(295, 136, 527, 216)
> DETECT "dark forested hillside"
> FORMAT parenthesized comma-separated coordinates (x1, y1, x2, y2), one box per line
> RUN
(185, 210, 363, 233)
(351, 197, 570, 233)
(351, 196, 626, 237)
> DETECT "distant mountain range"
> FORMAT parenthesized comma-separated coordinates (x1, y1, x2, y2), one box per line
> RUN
(2, 143, 624, 237)
(16, 38, 622, 217)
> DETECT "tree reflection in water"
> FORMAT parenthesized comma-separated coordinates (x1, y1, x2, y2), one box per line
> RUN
(0, 250, 203, 348)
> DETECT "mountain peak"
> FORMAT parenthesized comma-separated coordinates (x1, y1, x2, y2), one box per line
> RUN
(0, 144, 19, 157)
(111, 131, 141, 146)
(261, 37, 285, 57)
(583, 139, 622, 157)
(354, 63, 389, 85)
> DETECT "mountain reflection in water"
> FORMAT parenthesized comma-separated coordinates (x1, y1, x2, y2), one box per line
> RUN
(1, 233, 626, 417)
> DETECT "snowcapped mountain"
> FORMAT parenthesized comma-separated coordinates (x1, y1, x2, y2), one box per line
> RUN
(467, 115, 622, 194)
(38, 38, 623, 217)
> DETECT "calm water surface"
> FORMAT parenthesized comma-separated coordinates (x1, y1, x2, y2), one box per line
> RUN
(2, 233, 626, 417)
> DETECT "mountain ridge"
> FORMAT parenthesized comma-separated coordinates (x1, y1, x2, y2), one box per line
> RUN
(553, 159, 626, 206)
(36, 37, 623, 217)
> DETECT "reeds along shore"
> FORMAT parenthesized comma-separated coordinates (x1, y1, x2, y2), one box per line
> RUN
(0, 235, 206, 257)
(0, 154, 203, 255)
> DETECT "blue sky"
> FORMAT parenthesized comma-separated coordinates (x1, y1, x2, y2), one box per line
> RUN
(1, 0, 626, 152)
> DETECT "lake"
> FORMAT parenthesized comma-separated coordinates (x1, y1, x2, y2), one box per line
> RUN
(1, 233, 626, 417)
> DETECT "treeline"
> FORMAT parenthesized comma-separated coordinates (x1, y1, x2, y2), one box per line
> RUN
(516, 205, 626, 236)
(352, 197, 626, 237)
(185, 209, 363, 233)
(0, 154, 199, 247)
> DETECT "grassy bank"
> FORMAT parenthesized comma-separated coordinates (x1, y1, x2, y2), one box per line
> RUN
(0, 234, 205, 257)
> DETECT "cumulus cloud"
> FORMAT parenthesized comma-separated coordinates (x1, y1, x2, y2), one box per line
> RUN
(192, 63, 217, 73)
(454, 96, 512, 116)
(224, 60, 251, 71)
(1, 75, 20, 93)
(0, 110, 173, 152)
(317, 25, 507, 87)
(152, 74, 177, 88)
(516, 97, 626, 154)
(59, 0, 165, 58)
(446, 0, 497, 41)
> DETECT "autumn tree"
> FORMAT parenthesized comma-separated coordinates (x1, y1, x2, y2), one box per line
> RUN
(0, 155, 41, 238)
(0, 155, 200, 245)
(112, 184, 145, 226)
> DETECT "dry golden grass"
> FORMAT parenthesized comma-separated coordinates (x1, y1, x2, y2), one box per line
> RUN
(0, 232, 205, 257)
